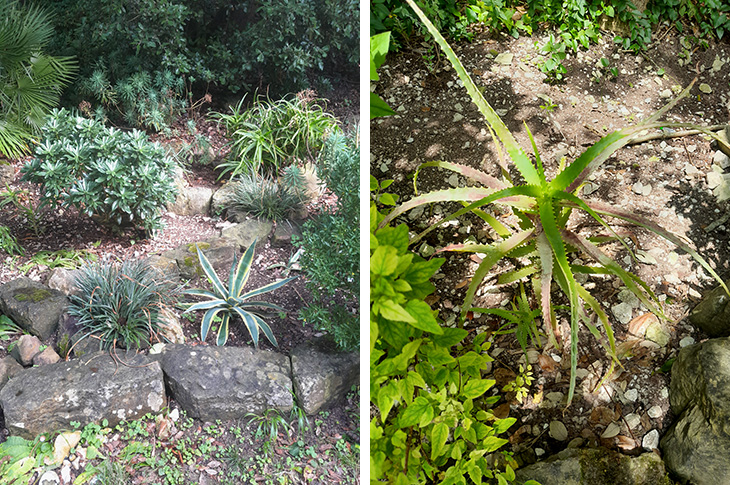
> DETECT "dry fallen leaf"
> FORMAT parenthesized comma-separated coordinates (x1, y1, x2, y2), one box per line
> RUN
(628, 313, 658, 337)
(455, 279, 470, 289)
(538, 353, 558, 373)
(470, 254, 483, 264)
(589, 406, 617, 426)
(616, 435, 638, 451)
(493, 403, 511, 419)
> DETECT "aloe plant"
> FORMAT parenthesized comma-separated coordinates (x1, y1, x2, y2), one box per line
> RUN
(184, 242, 296, 347)
(384, 0, 730, 405)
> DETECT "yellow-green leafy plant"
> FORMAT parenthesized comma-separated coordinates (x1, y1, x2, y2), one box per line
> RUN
(382, 0, 729, 405)
(184, 242, 296, 347)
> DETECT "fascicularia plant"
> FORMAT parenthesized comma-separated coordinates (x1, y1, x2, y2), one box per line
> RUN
(384, 0, 730, 405)
(68, 259, 180, 350)
(184, 242, 296, 347)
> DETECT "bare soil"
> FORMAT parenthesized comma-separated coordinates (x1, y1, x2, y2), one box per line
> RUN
(372, 26, 730, 464)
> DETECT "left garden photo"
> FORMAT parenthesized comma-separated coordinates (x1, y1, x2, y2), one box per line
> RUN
(0, 0, 360, 483)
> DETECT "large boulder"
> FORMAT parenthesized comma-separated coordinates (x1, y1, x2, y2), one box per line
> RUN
(290, 340, 359, 415)
(0, 351, 165, 438)
(0, 278, 68, 339)
(169, 186, 214, 216)
(661, 337, 730, 484)
(161, 238, 235, 280)
(221, 219, 272, 251)
(688, 285, 730, 337)
(155, 344, 293, 420)
(211, 182, 237, 218)
(513, 448, 672, 485)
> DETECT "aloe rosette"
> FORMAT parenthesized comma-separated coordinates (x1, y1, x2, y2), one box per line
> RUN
(184, 242, 296, 347)
(387, 0, 730, 405)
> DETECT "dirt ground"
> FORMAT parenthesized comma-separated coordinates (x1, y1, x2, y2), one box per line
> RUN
(372, 26, 730, 463)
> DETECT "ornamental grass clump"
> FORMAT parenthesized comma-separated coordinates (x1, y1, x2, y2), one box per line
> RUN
(68, 259, 180, 350)
(184, 242, 296, 347)
(227, 173, 306, 221)
(384, 0, 730, 405)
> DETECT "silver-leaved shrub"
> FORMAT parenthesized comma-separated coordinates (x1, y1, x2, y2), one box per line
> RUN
(21, 108, 178, 234)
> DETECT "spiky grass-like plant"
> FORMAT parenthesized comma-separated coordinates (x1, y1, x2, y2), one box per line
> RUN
(227, 174, 304, 221)
(68, 260, 180, 350)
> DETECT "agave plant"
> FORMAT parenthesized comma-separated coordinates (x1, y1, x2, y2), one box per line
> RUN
(184, 242, 296, 347)
(383, 0, 730, 405)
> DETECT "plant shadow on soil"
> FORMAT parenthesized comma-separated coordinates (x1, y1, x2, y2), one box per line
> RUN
(372, 26, 730, 464)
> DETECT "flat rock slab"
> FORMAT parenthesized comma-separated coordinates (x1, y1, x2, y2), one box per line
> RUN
(0, 278, 67, 339)
(0, 352, 165, 439)
(221, 219, 272, 251)
(513, 448, 672, 485)
(291, 340, 359, 415)
(156, 344, 293, 420)
(162, 238, 235, 279)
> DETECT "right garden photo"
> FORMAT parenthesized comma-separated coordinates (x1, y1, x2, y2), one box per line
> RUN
(370, 1, 730, 483)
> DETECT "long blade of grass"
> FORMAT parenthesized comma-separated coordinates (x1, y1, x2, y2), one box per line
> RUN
(535, 228, 559, 346)
(232, 306, 260, 347)
(403, 0, 540, 186)
(578, 199, 730, 296)
(196, 245, 227, 297)
(457, 228, 534, 323)
(561, 230, 664, 317)
(413, 161, 508, 195)
(538, 196, 581, 405)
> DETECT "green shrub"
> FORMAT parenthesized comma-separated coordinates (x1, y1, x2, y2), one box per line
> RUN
(184, 243, 296, 347)
(211, 93, 340, 179)
(37, 0, 357, 96)
(384, 0, 729, 405)
(370, 178, 526, 484)
(294, 133, 359, 351)
(227, 174, 305, 221)
(81, 67, 186, 132)
(0, 0, 77, 158)
(20, 109, 178, 234)
(68, 259, 180, 351)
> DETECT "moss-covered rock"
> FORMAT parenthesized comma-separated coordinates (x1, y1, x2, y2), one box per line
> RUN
(0, 278, 67, 340)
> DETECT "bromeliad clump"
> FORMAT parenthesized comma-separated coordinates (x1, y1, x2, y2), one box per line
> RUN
(184, 242, 296, 347)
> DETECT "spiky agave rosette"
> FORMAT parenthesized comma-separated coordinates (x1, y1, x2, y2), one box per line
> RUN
(386, 0, 730, 405)
(184, 241, 296, 347)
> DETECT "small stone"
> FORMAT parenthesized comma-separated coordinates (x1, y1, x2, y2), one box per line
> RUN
(679, 336, 695, 348)
(10, 334, 42, 366)
(32, 346, 60, 366)
(660, 89, 672, 98)
(60, 461, 72, 483)
(707, 171, 724, 189)
(535, 447, 545, 457)
(546, 392, 565, 406)
(645, 321, 671, 347)
(611, 302, 634, 325)
(699, 83, 712, 94)
(647, 405, 663, 419)
(713, 150, 730, 169)
(642, 429, 660, 450)
(625, 413, 641, 430)
(601, 422, 621, 439)
(549, 420, 568, 441)
(447, 174, 460, 187)
(624, 388, 639, 402)
(38, 470, 60, 485)
(420, 243, 435, 258)
(495, 52, 513, 65)
(453, 113, 464, 122)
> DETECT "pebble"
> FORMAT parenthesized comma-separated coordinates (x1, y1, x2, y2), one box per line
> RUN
(659, 89, 672, 98)
(625, 413, 641, 430)
(713, 150, 730, 169)
(679, 336, 695, 347)
(624, 388, 639, 402)
(60, 462, 71, 484)
(707, 171, 724, 189)
(549, 420, 569, 441)
(647, 405, 663, 419)
(535, 447, 545, 457)
(699, 83, 712, 94)
(642, 429, 660, 450)
(39, 471, 60, 485)
(611, 302, 634, 325)
(453, 113, 464, 122)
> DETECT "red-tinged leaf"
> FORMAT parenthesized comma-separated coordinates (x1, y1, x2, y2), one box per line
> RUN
(414, 161, 508, 192)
